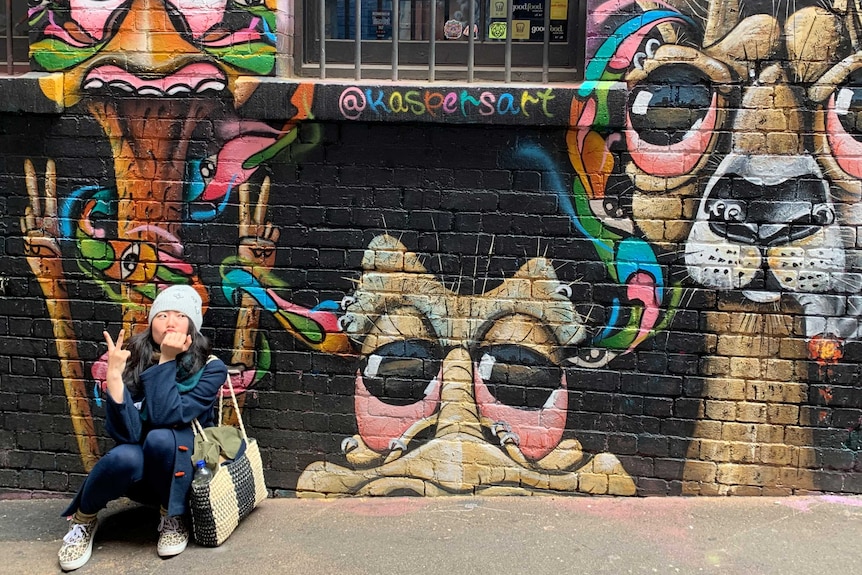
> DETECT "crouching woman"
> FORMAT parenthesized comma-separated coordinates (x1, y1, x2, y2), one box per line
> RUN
(58, 285, 227, 571)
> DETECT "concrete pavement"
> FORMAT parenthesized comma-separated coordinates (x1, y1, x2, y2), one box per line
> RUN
(1, 494, 861, 574)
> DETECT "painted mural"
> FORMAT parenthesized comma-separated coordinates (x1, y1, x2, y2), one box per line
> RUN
(9, 0, 862, 498)
(20, 0, 349, 472)
(571, 0, 862, 492)
(297, 234, 636, 495)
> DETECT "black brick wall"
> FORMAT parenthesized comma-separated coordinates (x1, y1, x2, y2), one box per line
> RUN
(2, 104, 861, 498)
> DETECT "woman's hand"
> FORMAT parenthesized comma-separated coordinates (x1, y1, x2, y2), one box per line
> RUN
(159, 331, 192, 364)
(103, 330, 131, 403)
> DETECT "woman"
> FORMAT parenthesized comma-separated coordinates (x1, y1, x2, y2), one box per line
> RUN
(58, 285, 228, 571)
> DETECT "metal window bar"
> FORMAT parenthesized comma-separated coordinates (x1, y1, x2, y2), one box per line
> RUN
(319, 0, 327, 79)
(542, 0, 550, 82)
(429, 0, 436, 81)
(504, 0, 512, 82)
(5, 0, 13, 76)
(355, 0, 362, 80)
(391, 0, 399, 80)
(467, 0, 475, 82)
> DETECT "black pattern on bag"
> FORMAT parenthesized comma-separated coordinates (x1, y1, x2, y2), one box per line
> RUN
(229, 452, 257, 520)
(189, 481, 222, 546)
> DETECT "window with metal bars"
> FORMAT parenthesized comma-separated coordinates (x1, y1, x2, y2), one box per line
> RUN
(1, 0, 29, 75)
(300, 0, 584, 82)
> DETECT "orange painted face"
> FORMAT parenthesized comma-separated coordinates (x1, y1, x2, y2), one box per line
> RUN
(29, 0, 284, 240)
(29, 0, 295, 323)
(30, 0, 278, 107)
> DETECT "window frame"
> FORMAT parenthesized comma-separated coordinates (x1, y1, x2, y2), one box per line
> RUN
(295, 0, 586, 82)
(0, 0, 30, 76)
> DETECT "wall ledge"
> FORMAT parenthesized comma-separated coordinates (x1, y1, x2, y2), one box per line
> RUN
(243, 77, 587, 125)
(0, 73, 64, 114)
(0, 74, 624, 127)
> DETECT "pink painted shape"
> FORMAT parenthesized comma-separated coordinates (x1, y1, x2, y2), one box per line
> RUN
(168, 0, 228, 38)
(818, 495, 862, 507)
(772, 496, 862, 512)
(43, 11, 96, 47)
(354, 372, 441, 453)
(625, 94, 719, 177)
(265, 289, 342, 333)
(154, 252, 195, 277)
(474, 369, 567, 460)
(200, 121, 288, 206)
(91, 353, 109, 392)
(200, 135, 278, 202)
(827, 95, 862, 178)
(625, 271, 660, 352)
(124, 225, 183, 256)
(68, 0, 126, 41)
(222, 369, 257, 397)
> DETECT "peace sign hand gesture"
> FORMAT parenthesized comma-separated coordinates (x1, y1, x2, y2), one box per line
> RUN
(103, 329, 131, 402)
(238, 176, 280, 270)
(20, 159, 65, 278)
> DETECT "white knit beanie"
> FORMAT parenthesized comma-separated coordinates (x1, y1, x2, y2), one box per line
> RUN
(148, 285, 203, 334)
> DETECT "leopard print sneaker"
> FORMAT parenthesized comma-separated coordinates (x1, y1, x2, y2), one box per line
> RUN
(58, 517, 98, 571)
(157, 514, 189, 557)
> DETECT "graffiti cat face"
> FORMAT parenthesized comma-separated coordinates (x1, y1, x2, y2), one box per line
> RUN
(573, 0, 862, 350)
(297, 235, 635, 496)
(342, 234, 586, 461)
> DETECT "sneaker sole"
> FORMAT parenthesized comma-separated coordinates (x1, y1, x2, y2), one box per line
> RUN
(59, 523, 98, 571)
(157, 538, 188, 558)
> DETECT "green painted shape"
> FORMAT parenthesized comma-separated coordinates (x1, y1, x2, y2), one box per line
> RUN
(155, 266, 190, 284)
(654, 283, 683, 332)
(572, 180, 620, 282)
(597, 307, 643, 348)
(282, 311, 325, 344)
(243, 129, 298, 169)
(205, 44, 275, 75)
(78, 238, 113, 270)
(247, 6, 278, 32)
(254, 334, 271, 383)
(31, 39, 102, 71)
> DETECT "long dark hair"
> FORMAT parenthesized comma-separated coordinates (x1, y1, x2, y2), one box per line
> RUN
(122, 325, 212, 398)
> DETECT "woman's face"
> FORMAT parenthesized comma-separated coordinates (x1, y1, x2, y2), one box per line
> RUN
(150, 310, 192, 346)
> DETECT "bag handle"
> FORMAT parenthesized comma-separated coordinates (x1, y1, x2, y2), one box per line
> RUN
(191, 417, 207, 437)
(218, 368, 249, 441)
(191, 364, 249, 442)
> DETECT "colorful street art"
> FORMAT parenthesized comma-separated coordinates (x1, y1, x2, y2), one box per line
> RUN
(337, 86, 558, 120)
(297, 234, 636, 496)
(20, 0, 348, 471)
(10, 0, 862, 498)
(569, 0, 862, 492)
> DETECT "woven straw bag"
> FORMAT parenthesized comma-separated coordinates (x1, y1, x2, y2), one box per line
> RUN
(189, 374, 267, 547)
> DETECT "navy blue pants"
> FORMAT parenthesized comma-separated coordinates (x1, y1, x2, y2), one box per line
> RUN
(77, 429, 177, 515)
